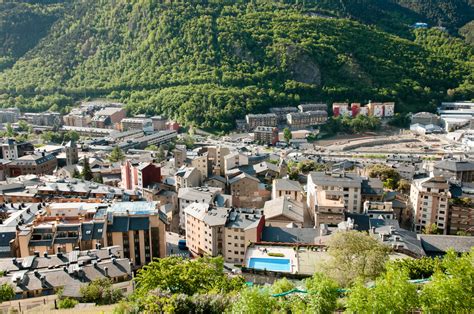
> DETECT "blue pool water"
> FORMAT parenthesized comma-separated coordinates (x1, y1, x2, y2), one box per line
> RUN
(248, 257, 291, 272)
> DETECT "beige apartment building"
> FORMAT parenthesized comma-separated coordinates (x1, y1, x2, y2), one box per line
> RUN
(307, 172, 362, 214)
(410, 176, 451, 234)
(15, 202, 166, 268)
(245, 113, 278, 129)
(184, 203, 264, 263)
(272, 179, 303, 202)
(206, 146, 230, 176)
(314, 190, 345, 226)
(191, 153, 209, 182)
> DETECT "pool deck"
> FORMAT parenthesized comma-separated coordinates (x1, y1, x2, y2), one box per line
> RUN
(246, 245, 298, 273)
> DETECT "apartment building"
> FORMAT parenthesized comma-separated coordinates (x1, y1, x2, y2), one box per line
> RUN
(0, 108, 20, 123)
(307, 172, 363, 214)
(7, 153, 57, 177)
(190, 152, 209, 182)
(448, 203, 474, 235)
(177, 186, 230, 229)
(63, 109, 91, 127)
(14, 201, 166, 267)
(104, 202, 167, 267)
(410, 176, 451, 234)
(272, 179, 303, 202)
(224, 152, 249, 173)
(253, 126, 279, 145)
(263, 197, 305, 228)
(245, 113, 278, 129)
(286, 111, 328, 128)
(151, 115, 168, 131)
(24, 112, 62, 127)
(121, 118, 153, 133)
(206, 146, 231, 176)
(90, 107, 126, 129)
(121, 160, 161, 191)
(184, 203, 264, 263)
(298, 103, 327, 112)
(314, 190, 345, 226)
(269, 107, 298, 123)
(175, 167, 201, 189)
(433, 159, 474, 183)
(0, 246, 131, 300)
(1, 139, 19, 160)
(173, 145, 187, 168)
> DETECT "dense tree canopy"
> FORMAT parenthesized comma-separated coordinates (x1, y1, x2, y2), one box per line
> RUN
(0, 0, 473, 131)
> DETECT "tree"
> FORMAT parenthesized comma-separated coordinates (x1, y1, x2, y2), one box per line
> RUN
(145, 144, 159, 151)
(324, 231, 390, 286)
(420, 249, 474, 313)
(72, 168, 81, 179)
(422, 223, 439, 234)
(0, 283, 14, 303)
(5, 123, 14, 137)
(271, 278, 295, 294)
(387, 256, 441, 280)
(64, 130, 79, 142)
(109, 146, 125, 162)
(283, 128, 292, 143)
(368, 164, 401, 190)
(346, 268, 419, 313)
(397, 178, 411, 193)
(80, 278, 123, 305)
(231, 287, 277, 314)
(304, 273, 339, 313)
(81, 157, 93, 181)
(156, 146, 166, 162)
(17, 120, 31, 133)
(93, 173, 103, 184)
(134, 257, 244, 298)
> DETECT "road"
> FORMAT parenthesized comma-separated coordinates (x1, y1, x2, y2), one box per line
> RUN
(166, 231, 190, 258)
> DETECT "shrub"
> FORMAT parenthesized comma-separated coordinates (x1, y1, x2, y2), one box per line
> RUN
(267, 252, 284, 257)
(58, 298, 78, 309)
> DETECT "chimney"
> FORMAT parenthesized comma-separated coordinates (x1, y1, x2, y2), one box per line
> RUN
(43, 252, 48, 258)
(104, 266, 109, 277)
(40, 275, 46, 287)
(34, 251, 39, 257)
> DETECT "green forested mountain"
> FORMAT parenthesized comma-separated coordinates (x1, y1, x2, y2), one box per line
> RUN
(0, 0, 473, 131)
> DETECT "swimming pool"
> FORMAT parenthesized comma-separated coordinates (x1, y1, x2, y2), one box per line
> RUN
(247, 257, 291, 272)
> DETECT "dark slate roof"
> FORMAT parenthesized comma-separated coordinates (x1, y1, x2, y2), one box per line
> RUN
(107, 216, 129, 232)
(29, 240, 53, 247)
(129, 217, 150, 231)
(81, 223, 94, 241)
(434, 159, 474, 172)
(361, 178, 383, 195)
(418, 235, 474, 255)
(92, 222, 104, 239)
(343, 212, 370, 231)
(54, 238, 78, 244)
(0, 232, 16, 247)
(56, 224, 80, 232)
(261, 227, 318, 244)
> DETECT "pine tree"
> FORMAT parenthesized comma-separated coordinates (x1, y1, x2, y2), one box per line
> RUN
(109, 146, 125, 162)
(81, 157, 93, 181)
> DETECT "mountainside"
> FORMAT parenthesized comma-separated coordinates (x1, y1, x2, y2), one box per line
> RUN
(0, 0, 473, 131)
